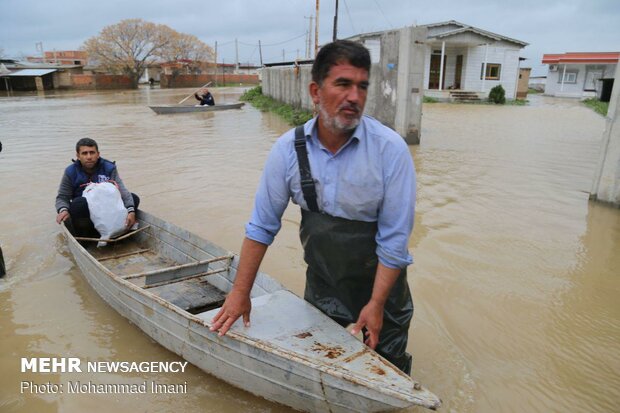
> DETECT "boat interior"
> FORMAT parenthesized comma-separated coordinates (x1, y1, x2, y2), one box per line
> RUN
(80, 219, 239, 315)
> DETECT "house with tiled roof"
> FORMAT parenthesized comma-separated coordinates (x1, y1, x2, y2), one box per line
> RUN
(541, 52, 619, 99)
(347, 20, 528, 100)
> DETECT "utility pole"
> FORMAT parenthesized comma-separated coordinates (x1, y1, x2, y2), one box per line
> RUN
(282, 49, 285, 61)
(214, 41, 218, 86)
(332, 0, 339, 41)
(315, 0, 320, 58)
(258, 40, 263, 66)
(35, 42, 44, 61)
(304, 16, 314, 59)
(235, 38, 239, 72)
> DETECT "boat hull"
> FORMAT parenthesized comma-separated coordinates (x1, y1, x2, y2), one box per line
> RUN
(63, 211, 440, 412)
(149, 103, 244, 114)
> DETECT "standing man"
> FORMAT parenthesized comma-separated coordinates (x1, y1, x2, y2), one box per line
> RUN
(55, 138, 139, 237)
(211, 40, 416, 374)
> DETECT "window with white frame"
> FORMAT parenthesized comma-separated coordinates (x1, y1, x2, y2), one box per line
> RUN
(558, 70, 578, 84)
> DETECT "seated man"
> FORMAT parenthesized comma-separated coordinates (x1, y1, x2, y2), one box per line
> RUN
(194, 88, 215, 106)
(55, 137, 139, 237)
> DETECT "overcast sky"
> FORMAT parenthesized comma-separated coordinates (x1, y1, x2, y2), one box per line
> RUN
(1, 0, 618, 76)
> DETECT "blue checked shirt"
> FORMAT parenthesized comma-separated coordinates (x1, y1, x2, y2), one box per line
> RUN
(245, 115, 416, 269)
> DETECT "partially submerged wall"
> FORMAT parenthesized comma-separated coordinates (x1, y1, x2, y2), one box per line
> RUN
(262, 26, 428, 144)
(160, 74, 259, 88)
(70, 74, 132, 90)
(590, 63, 620, 206)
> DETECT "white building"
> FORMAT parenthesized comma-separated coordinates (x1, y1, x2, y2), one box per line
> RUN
(347, 20, 528, 100)
(541, 52, 619, 99)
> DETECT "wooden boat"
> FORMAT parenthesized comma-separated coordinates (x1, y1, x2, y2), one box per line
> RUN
(149, 102, 244, 114)
(62, 210, 441, 412)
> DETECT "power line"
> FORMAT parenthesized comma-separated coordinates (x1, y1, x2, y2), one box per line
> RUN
(373, 0, 393, 29)
(342, 0, 357, 34)
(236, 33, 306, 48)
(259, 33, 307, 47)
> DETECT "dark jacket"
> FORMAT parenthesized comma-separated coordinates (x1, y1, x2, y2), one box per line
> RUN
(55, 158, 135, 213)
(194, 92, 215, 106)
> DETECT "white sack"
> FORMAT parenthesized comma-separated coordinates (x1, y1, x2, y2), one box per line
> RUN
(83, 181, 127, 247)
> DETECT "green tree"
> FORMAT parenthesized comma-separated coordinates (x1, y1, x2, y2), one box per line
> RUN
(83, 19, 214, 88)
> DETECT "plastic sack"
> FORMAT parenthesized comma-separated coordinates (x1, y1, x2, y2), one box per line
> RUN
(82, 181, 128, 247)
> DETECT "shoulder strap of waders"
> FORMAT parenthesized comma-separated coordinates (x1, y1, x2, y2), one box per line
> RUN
(294, 125, 320, 213)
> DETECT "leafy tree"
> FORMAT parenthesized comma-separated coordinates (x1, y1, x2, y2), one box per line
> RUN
(83, 19, 214, 88)
(488, 85, 506, 104)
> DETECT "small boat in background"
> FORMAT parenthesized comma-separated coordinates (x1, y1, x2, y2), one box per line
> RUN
(149, 102, 245, 114)
(62, 210, 441, 412)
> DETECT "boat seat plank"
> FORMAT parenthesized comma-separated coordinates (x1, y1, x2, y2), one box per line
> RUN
(121, 254, 231, 285)
(74, 225, 151, 243)
(150, 278, 226, 313)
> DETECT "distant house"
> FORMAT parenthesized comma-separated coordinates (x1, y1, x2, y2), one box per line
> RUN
(27, 50, 88, 66)
(541, 52, 619, 99)
(347, 20, 528, 100)
(0, 58, 83, 91)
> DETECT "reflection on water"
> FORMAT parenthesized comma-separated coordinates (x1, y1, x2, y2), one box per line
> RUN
(0, 88, 618, 412)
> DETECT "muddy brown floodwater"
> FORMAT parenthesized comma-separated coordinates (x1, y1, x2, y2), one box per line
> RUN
(0, 88, 618, 413)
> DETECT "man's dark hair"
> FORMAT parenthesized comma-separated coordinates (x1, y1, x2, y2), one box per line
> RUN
(311, 40, 371, 85)
(75, 137, 98, 153)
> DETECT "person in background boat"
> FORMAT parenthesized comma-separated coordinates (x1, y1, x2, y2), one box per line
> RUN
(211, 40, 416, 375)
(194, 88, 215, 106)
(55, 137, 140, 237)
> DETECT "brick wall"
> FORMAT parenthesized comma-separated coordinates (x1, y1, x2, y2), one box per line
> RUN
(70, 74, 133, 90)
(161, 74, 259, 88)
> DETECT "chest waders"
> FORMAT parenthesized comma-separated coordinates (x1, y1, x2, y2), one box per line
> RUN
(294, 126, 413, 374)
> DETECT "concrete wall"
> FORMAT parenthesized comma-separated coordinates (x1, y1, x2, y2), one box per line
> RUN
(591, 63, 620, 206)
(262, 26, 427, 144)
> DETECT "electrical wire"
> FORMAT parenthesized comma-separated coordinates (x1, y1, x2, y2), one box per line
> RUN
(373, 0, 393, 29)
(343, 0, 357, 34)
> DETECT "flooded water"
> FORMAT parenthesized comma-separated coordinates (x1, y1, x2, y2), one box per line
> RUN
(1, 88, 618, 413)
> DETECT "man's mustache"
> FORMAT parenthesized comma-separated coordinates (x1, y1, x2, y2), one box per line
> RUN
(339, 103, 360, 113)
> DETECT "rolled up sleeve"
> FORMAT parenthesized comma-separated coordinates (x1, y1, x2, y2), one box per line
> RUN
(376, 144, 416, 269)
(245, 139, 292, 245)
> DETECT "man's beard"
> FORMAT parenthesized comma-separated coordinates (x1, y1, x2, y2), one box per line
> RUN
(319, 104, 361, 133)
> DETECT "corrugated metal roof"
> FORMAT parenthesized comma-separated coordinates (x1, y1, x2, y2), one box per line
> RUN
(1, 68, 58, 77)
(542, 52, 620, 64)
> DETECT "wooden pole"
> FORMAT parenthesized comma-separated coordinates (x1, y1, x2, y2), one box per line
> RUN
(332, 0, 339, 41)
(315, 0, 320, 57)
(177, 81, 212, 105)
(258, 40, 263, 66)
(0, 246, 5, 277)
(235, 38, 239, 71)
(214, 41, 218, 86)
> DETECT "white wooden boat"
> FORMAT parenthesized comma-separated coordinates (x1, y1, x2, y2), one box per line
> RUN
(62, 210, 441, 412)
(149, 102, 244, 114)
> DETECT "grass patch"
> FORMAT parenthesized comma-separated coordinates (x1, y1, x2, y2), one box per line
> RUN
(241, 86, 313, 125)
(423, 95, 438, 103)
(506, 99, 528, 106)
(527, 88, 543, 94)
(582, 98, 609, 116)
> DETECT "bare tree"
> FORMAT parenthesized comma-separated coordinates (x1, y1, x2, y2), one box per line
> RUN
(159, 33, 215, 73)
(83, 19, 214, 88)
(0, 47, 5, 59)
